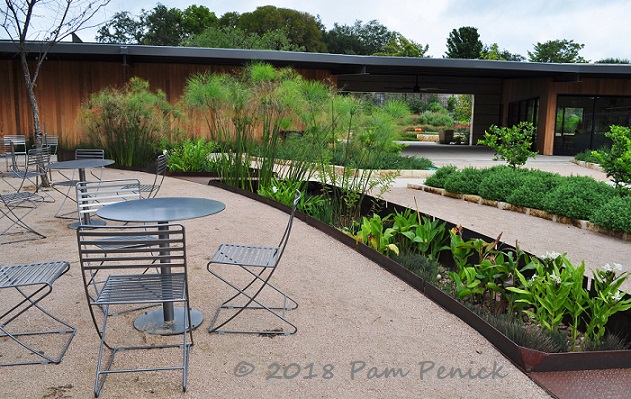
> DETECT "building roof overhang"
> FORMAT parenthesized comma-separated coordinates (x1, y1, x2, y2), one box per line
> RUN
(2, 40, 631, 91)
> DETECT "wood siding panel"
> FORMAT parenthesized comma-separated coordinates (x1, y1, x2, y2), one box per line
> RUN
(1, 59, 335, 147)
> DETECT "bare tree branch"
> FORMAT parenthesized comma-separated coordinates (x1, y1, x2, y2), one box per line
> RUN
(2, 0, 110, 186)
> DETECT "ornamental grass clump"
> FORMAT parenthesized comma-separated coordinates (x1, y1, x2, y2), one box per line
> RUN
(79, 77, 178, 167)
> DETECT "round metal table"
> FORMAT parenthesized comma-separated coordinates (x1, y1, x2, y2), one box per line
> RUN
(48, 158, 115, 228)
(96, 197, 226, 335)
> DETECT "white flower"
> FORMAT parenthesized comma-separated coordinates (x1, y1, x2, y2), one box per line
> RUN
(550, 273, 562, 285)
(542, 251, 561, 260)
(162, 149, 168, 155)
(614, 263, 623, 271)
(612, 290, 623, 302)
(272, 186, 278, 193)
(603, 263, 613, 272)
(530, 274, 538, 282)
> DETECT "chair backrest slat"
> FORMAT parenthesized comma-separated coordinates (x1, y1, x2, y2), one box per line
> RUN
(77, 224, 187, 272)
(75, 148, 105, 160)
(75, 179, 141, 222)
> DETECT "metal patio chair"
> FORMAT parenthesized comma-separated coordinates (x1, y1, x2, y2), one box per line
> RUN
(77, 223, 192, 397)
(3, 145, 53, 202)
(123, 154, 168, 199)
(75, 178, 142, 227)
(0, 146, 51, 244)
(207, 190, 300, 335)
(0, 190, 46, 244)
(0, 260, 76, 366)
(2, 135, 26, 171)
(52, 148, 106, 218)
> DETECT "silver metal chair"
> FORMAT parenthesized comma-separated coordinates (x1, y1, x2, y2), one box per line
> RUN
(77, 223, 192, 397)
(75, 148, 106, 180)
(2, 135, 26, 170)
(207, 190, 300, 335)
(43, 134, 59, 155)
(52, 148, 106, 217)
(0, 190, 46, 244)
(0, 260, 76, 366)
(75, 178, 141, 227)
(3, 145, 53, 202)
(123, 154, 168, 199)
(0, 146, 51, 243)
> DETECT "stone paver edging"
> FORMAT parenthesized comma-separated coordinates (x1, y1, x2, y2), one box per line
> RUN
(407, 183, 630, 242)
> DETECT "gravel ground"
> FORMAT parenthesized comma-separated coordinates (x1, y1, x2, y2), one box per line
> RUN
(1, 166, 554, 399)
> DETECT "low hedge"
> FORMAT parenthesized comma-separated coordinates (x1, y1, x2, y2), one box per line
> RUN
(425, 165, 631, 233)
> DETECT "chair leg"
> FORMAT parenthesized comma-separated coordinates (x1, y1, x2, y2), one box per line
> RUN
(89, 300, 193, 397)
(207, 265, 298, 335)
(0, 285, 75, 366)
(1, 202, 46, 244)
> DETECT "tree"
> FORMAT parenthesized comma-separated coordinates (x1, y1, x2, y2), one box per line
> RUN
(445, 26, 483, 59)
(323, 19, 396, 55)
(236, 6, 326, 52)
(595, 58, 630, 64)
(141, 4, 184, 46)
(481, 43, 525, 61)
(2, 0, 110, 151)
(181, 5, 217, 39)
(182, 26, 304, 51)
(528, 39, 588, 63)
(373, 33, 429, 57)
(96, 11, 144, 44)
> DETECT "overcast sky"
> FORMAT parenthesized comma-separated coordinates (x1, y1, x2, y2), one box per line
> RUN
(41, 0, 631, 61)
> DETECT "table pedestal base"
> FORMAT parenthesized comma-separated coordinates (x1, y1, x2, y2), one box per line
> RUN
(134, 307, 203, 335)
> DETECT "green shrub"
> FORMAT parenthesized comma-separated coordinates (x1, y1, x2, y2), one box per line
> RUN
(478, 122, 538, 169)
(416, 110, 455, 127)
(507, 170, 562, 209)
(542, 176, 617, 220)
(424, 165, 457, 188)
(165, 138, 217, 172)
(477, 165, 524, 201)
(592, 125, 631, 194)
(443, 167, 486, 195)
(590, 195, 631, 233)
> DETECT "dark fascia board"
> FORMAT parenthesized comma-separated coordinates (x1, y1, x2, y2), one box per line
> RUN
(2, 40, 631, 80)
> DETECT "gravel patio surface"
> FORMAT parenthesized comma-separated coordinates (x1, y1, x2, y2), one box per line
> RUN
(1, 166, 554, 399)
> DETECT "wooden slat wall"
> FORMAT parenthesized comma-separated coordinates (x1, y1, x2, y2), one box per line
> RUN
(0, 59, 336, 147)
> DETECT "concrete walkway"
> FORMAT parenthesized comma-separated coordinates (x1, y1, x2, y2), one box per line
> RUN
(389, 142, 629, 290)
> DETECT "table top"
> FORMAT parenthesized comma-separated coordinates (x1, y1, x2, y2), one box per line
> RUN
(96, 197, 225, 223)
(48, 158, 114, 170)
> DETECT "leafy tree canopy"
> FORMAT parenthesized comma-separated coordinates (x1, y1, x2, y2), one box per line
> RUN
(236, 5, 326, 52)
(96, 4, 217, 45)
(182, 26, 305, 51)
(141, 4, 184, 46)
(595, 58, 630, 64)
(527, 39, 588, 63)
(481, 43, 525, 61)
(181, 5, 218, 38)
(96, 11, 145, 44)
(323, 20, 397, 55)
(445, 26, 483, 59)
(373, 33, 429, 57)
